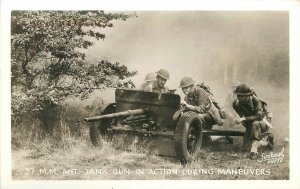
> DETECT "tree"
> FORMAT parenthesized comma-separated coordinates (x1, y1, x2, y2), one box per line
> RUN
(11, 11, 137, 138)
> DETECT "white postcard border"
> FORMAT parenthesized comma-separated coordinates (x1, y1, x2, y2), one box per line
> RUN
(1, 0, 300, 189)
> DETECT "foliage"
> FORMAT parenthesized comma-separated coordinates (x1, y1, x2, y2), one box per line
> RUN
(11, 11, 137, 135)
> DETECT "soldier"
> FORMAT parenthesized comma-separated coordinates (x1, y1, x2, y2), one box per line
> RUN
(179, 76, 224, 131)
(232, 84, 274, 160)
(152, 69, 170, 93)
(140, 73, 156, 92)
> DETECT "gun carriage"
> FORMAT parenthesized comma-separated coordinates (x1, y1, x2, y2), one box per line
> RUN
(84, 88, 244, 164)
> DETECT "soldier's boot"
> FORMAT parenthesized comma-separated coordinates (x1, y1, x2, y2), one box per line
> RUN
(267, 142, 273, 150)
(266, 133, 274, 150)
(258, 133, 274, 150)
(249, 140, 261, 160)
(250, 152, 258, 160)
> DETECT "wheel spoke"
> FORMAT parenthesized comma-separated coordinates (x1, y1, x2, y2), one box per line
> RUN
(187, 124, 200, 153)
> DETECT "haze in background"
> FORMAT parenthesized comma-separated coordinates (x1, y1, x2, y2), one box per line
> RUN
(82, 11, 289, 138)
(85, 11, 288, 88)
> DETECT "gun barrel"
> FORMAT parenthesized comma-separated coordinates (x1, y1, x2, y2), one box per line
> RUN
(84, 108, 147, 122)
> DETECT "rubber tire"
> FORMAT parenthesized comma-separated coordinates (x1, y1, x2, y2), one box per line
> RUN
(175, 111, 203, 164)
(89, 103, 116, 146)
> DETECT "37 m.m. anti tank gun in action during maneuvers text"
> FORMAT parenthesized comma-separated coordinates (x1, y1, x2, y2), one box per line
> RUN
(84, 88, 244, 164)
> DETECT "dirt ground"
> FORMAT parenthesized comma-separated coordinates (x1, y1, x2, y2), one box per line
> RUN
(12, 135, 289, 180)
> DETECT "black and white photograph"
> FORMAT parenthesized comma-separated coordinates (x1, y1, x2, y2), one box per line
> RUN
(1, 1, 300, 189)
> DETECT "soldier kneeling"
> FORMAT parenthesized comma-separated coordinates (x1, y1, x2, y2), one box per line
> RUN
(232, 84, 274, 160)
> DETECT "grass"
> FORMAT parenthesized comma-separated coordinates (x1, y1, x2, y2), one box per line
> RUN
(12, 132, 289, 180)
(11, 86, 289, 180)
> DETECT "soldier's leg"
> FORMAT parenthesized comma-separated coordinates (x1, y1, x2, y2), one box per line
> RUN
(243, 128, 251, 151)
(207, 105, 223, 126)
(242, 122, 252, 151)
(198, 113, 214, 145)
(263, 132, 274, 150)
(267, 133, 274, 145)
(249, 121, 270, 159)
(259, 122, 274, 150)
(250, 120, 264, 141)
(198, 113, 214, 129)
(249, 121, 262, 156)
(250, 120, 272, 146)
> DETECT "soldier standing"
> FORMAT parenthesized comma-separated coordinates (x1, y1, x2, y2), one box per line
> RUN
(232, 84, 274, 160)
(152, 69, 170, 93)
(179, 77, 224, 133)
(140, 73, 156, 92)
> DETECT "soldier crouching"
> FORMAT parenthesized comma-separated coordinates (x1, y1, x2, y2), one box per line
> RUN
(232, 84, 274, 160)
(179, 77, 225, 144)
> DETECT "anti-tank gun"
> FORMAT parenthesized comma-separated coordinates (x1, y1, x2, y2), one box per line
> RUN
(84, 88, 244, 164)
(84, 108, 149, 123)
(85, 107, 166, 137)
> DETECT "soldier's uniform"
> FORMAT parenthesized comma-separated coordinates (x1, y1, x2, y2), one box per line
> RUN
(140, 73, 156, 92)
(152, 81, 169, 93)
(185, 87, 210, 113)
(140, 83, 153, 92)
(232, 84, 274, 160)
(151, 69, 170, 93)
(185, 87, 222, 128)
(180, 77, 227, 145)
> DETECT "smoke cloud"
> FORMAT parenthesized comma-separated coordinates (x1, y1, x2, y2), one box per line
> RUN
(84, 11, 289, 138)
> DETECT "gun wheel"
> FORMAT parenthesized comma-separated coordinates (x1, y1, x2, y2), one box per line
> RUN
(175, 111, 203, 164)
(89, 103, 116, 146)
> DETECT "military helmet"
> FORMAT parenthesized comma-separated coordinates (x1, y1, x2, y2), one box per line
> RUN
(156, 69, 170, 80)
(144, 73, 156, 81)
(179, 76, 195, 88)
(234, 84, 253, 96)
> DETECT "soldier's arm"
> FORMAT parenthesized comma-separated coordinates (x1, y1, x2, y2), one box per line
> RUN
(232, 99, 261, 122)
(184, 104, 205, 113)
(251, 96, 264, 120)
(232, 100, 243, 117)
(243, 101, 264, 121)
(193, 88, 209, 113)
(232, 100, 246, 124)
(163, 86, 169, 93)
(244, 116, 256, 121)
(181, 91, 205, 113)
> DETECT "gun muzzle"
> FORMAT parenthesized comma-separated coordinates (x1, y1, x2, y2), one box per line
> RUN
(84, 108, 147, 122)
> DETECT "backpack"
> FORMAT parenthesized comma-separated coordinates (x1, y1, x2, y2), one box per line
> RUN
(235, 90, 272, 122)
(196, 82, 213, 96)
(196, 82, 226, 119)
(251, 89, 269, 114)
